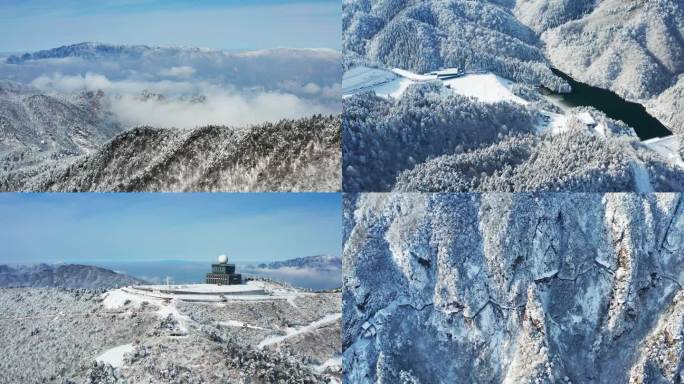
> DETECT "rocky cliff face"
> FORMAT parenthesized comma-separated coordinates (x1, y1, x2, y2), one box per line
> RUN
(343, 193, 684, 383)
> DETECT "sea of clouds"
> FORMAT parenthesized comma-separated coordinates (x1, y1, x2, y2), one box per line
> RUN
(1, 46, 342, 129)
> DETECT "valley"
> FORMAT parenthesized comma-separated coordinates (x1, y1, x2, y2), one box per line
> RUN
(342, 0, 684, 192)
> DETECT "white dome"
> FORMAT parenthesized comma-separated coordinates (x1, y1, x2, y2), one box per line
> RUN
(217, 254, 228, 264)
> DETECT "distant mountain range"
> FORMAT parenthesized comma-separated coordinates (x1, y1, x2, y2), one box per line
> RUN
(0, 42, 342, 192)
(255, 255, 342, 270)
(1, 42, 342, 95)
(0, 264, 145, 289)
(0, 255, 342, 291)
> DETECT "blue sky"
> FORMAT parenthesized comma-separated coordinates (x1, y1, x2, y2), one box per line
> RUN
(0, 193, 341, 264)
(0, 0, 340, 52)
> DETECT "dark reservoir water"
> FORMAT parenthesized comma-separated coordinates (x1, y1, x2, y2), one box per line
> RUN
(549, 68, 671, 140)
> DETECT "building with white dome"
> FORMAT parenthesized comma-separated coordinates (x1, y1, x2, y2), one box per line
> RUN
(206, 255, 242, 285)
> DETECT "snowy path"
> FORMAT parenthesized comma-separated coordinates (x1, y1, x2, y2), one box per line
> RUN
(315, 356, 342, 373)
(218, 319, 265, 330)
(257, 313, 341, 349)
(95, 343, 134, 368)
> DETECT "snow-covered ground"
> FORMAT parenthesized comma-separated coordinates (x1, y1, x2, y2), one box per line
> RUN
(132, 283, 267, 294)
(442, 74, 527, 105)
(258, 312, 342, 349)
(0, 285, 341, 383)
(644, 135, 684, 168)
(107, 281, 275, 304)
(342, 66, 400, 96)
(218, 319, 265, 330)
(343, 66, 525, 106)
(631, 162, 655, 193)
(95, 343, 134, 368)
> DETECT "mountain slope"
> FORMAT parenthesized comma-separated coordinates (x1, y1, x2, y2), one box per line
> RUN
(0, 81, 122, 172)
(343, 193, 684, 383)
(343, 0, 567, 90)
(0, 114, 341, 192)
(0, 282, 341, 383)
(515, 0, 684, 133)
(0, 264, 145, 289)
(343, 84, 684, 192)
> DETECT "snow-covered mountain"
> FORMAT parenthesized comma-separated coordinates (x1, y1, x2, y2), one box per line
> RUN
(0, 281, 341, 383)
(343, 0, 567, 91)
(256, 255, 342, 271)
(0, 42, 342, 192)
(0, 80, 122, 172)
(0, 264, 145, 289)
(243, 255, 342, 291)
(342, 0, 684, 192)
(514, 0, 684, 133)
(1, 114, 340, 192)
(343, 193, 684, 383)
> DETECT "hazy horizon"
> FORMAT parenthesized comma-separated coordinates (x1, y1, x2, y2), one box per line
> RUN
(0, 193, 341, 265)
(0, 0, 341, 52)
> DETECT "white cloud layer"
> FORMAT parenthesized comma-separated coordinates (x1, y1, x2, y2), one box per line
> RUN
(30, 72, 339, 129)
(159, 66, 196, 78)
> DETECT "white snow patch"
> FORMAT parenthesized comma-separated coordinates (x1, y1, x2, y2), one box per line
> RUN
(315, 356, 342, 373)
(578, 111, 597, 126)
(342, 66, 398, 96)
(343, 66, 526, 105)
(442, 74, 527, 105)
(595, 258, 611, 269)
(257, 313, 341, 349)
(95, 343, 134, 368)
(391, 68, 437, 81)
(102, 288, 149, 310)
(535, 269, 559, 280)
(218, 320, 265, 330)
(643, 135, 684, 168)
(536, 111, 569, 135)
(631, 162, 655, 193)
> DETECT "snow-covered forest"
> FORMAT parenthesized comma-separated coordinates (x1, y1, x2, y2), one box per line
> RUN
(0, 43, 342, 191)
(343, 193, 684, 383)
(342, 0, 684, 192)
(0, 282, 341, 383)
(1, 114, 341, 192)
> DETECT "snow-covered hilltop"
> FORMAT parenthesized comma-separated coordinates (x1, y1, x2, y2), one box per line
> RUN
(0, 279, 341, 383)
(343, 193, 684, 383)
(0, 264, 144, 289)
(342, 0, 684, 192)
(1, 115, 341, 192)
(515, 0, 684, 134)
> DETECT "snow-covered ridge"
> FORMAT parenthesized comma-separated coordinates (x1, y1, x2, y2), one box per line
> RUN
(254, 254, 342, 270)
(0, 263, 144, 289)
(5, 42, 341, 64)
(343, 193, 684, 383)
